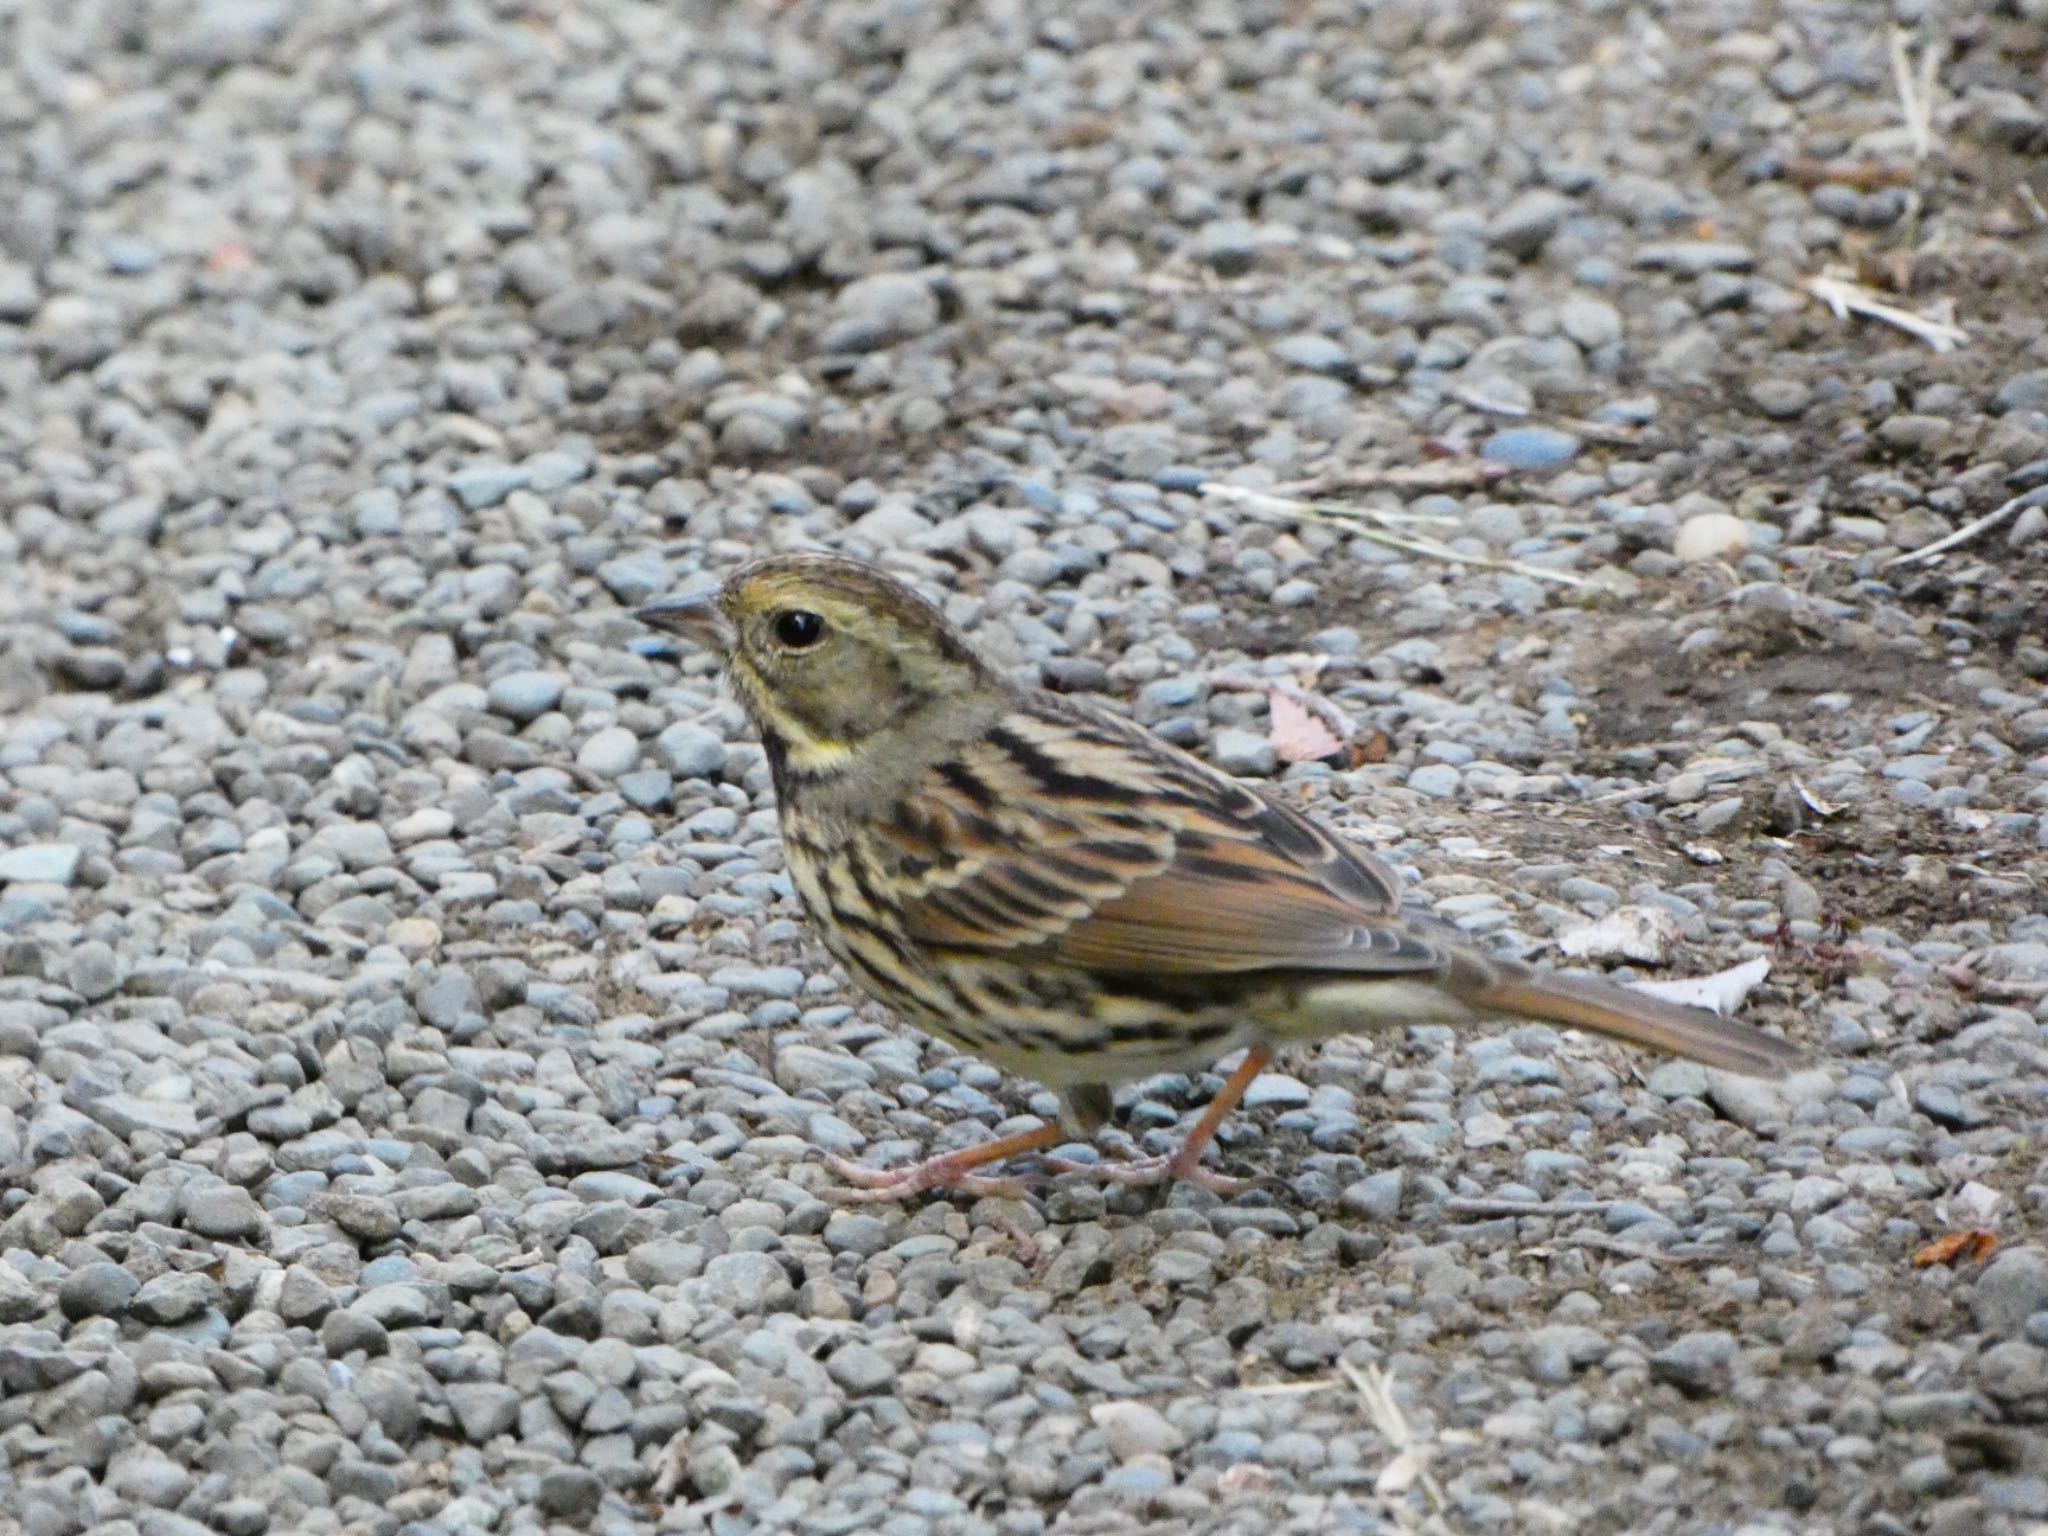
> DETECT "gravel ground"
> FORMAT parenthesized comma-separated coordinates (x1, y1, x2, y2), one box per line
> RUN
(4, 2, 2048, 1533)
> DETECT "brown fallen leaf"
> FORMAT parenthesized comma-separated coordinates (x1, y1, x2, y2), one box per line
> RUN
(1350, 729, 1392, 766)
(1268, 688, 1344, 763)
(1913, 1230, 1997, 1268)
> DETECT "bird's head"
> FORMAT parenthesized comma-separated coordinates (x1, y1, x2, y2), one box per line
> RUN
(639, 552, 998, 777)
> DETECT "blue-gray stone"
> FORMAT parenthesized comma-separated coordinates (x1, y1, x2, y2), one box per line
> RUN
(1487, 189, 1574, 257)
(826, 1342, 895, 1395)
(617, 770, 673, 810)
(1473, 1053, 1560, 1087)
(1635, 241, 1755, 273)
(1651, 1330, 1736, 1395)
(694, 1252, 794, 1314)
(576, 726, 641, 778)
(709, 964, 803, 999)
(1243, 1074, 1312, 1110)
(1994, 370, 2048, 414)
(1407, 763, 1462, 798)
(486, 670, 565, 722)
(1971, 1248, 2048, 1340)
(360, 1255, 419, 1287)
(1341, 1170, 1405, 1222)
(1134, 675, 1207, 719)
(1914, 1081, 1988, 1129)
(524, 450, 592, 492)
(597, 554, 669, 606)
(654, 722, 726, 779)
(568, 1171, 662, 1205)
(60, 1261, 140, 1320)
(1482, 426, 1581, 470)
(1213, 728, 1278, 777)
(354, 1284, 436, 1328)
(0, 844, 82, 885)
(1272, 334, 1351, 374)
(448, 462, 530, 510)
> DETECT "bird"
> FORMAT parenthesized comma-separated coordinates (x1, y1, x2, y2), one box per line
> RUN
(638, 552, 1809, 1202)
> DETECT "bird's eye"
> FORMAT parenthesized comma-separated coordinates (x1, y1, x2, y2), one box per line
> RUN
(772, 610, 825, 650)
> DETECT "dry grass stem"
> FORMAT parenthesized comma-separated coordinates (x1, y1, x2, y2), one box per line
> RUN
(1888, 27, 1943, 162)
(1202, 482, 1593, 589)
(1884, 485, 2048, 568)
(1807, 269, 1966, 353)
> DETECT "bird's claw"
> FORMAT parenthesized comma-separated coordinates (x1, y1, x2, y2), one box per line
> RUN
(822, 1152, 1034, 1204)
(1041, 1153, 1257, 1197)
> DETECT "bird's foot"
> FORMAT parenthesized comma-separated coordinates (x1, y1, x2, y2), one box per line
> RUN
(1042, 1151, 1257, 1197)
(822, 1153, 1032, 1203)
(820, 1123, 1061, 1203)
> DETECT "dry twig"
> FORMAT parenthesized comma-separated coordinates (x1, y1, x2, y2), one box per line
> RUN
(1884, 484, 2048, 568)
(1888, 27, 1943, 162)
(1340, 1361, 1449, 1513)
(1781, 157, 1916, 191)
(1444, 1197, 1618, 1219)
(1631, 955, 1774, 1015)
(1267, 463, 1507, 496)
(1202, 482, 1592, 589)
(1807, 269, 1966, 353)
(1567, 1232, 1726, 1265)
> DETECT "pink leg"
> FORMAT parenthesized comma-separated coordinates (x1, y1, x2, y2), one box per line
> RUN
(824, 1123, 1064, 1204)
(1046, 1045, 1273, 1194)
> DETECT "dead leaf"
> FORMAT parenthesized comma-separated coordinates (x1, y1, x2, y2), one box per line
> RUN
(1913, 1230, 1997, 1268)
(1217, 1463, 1275, 1496)
(1268, 688, 1343, 763)
(1631, 956, 1772, 1015)
(1792, 776, 1839, 818)
(1349, 730, 1392, 766)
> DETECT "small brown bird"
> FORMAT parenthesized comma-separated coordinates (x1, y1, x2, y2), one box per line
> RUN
(640, 553, 1807, 1201)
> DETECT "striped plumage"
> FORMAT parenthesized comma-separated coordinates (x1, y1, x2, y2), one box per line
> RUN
(640, 553, 1809, 1200)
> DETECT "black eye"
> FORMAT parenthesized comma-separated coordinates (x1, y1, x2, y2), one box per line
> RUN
(773, 610, 825, 649)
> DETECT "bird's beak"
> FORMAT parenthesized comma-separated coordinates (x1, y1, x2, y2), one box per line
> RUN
(636, 592, 734, 652)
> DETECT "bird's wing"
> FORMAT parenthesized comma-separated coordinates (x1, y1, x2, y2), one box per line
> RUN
(870, 699, 1450, 978)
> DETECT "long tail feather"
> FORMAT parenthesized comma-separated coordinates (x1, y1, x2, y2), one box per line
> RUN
(1473, 972, 1807, 1079)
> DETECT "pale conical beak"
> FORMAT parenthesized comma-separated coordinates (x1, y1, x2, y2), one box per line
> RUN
(636, 593, 734, 652)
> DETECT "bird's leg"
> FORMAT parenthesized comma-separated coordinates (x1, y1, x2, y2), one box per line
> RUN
(823, 1123, 1064, 1203)
(1048, 1045, 1273, 1194)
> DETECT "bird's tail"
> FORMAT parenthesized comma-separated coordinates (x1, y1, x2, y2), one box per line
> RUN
(1470, 970, 1807, 1079)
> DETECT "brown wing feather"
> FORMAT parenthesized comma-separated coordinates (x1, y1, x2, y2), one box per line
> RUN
(875, 695, 1445, 978)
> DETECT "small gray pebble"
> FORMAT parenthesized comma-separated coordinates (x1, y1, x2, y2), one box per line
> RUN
(1212, 728, 1278, 777)
(576, 726, 641, 778)
(654, 722, 727, 779)
(1973, 1249, 2048, 1340)
(130, 1271, 217, 1326)
(59, 1261, 140, 1320)
(537, 1466, 605, 1518)
(826, 1341, 896, 1396)
(1408, 763, 1462, 798)
(0, 843, 83, 885)
(693, 1252, 794, 1314)
(487, 670, 566, 722)
(1651, 1330, 1736, 1396)
(182, 1184, 266, 1241)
